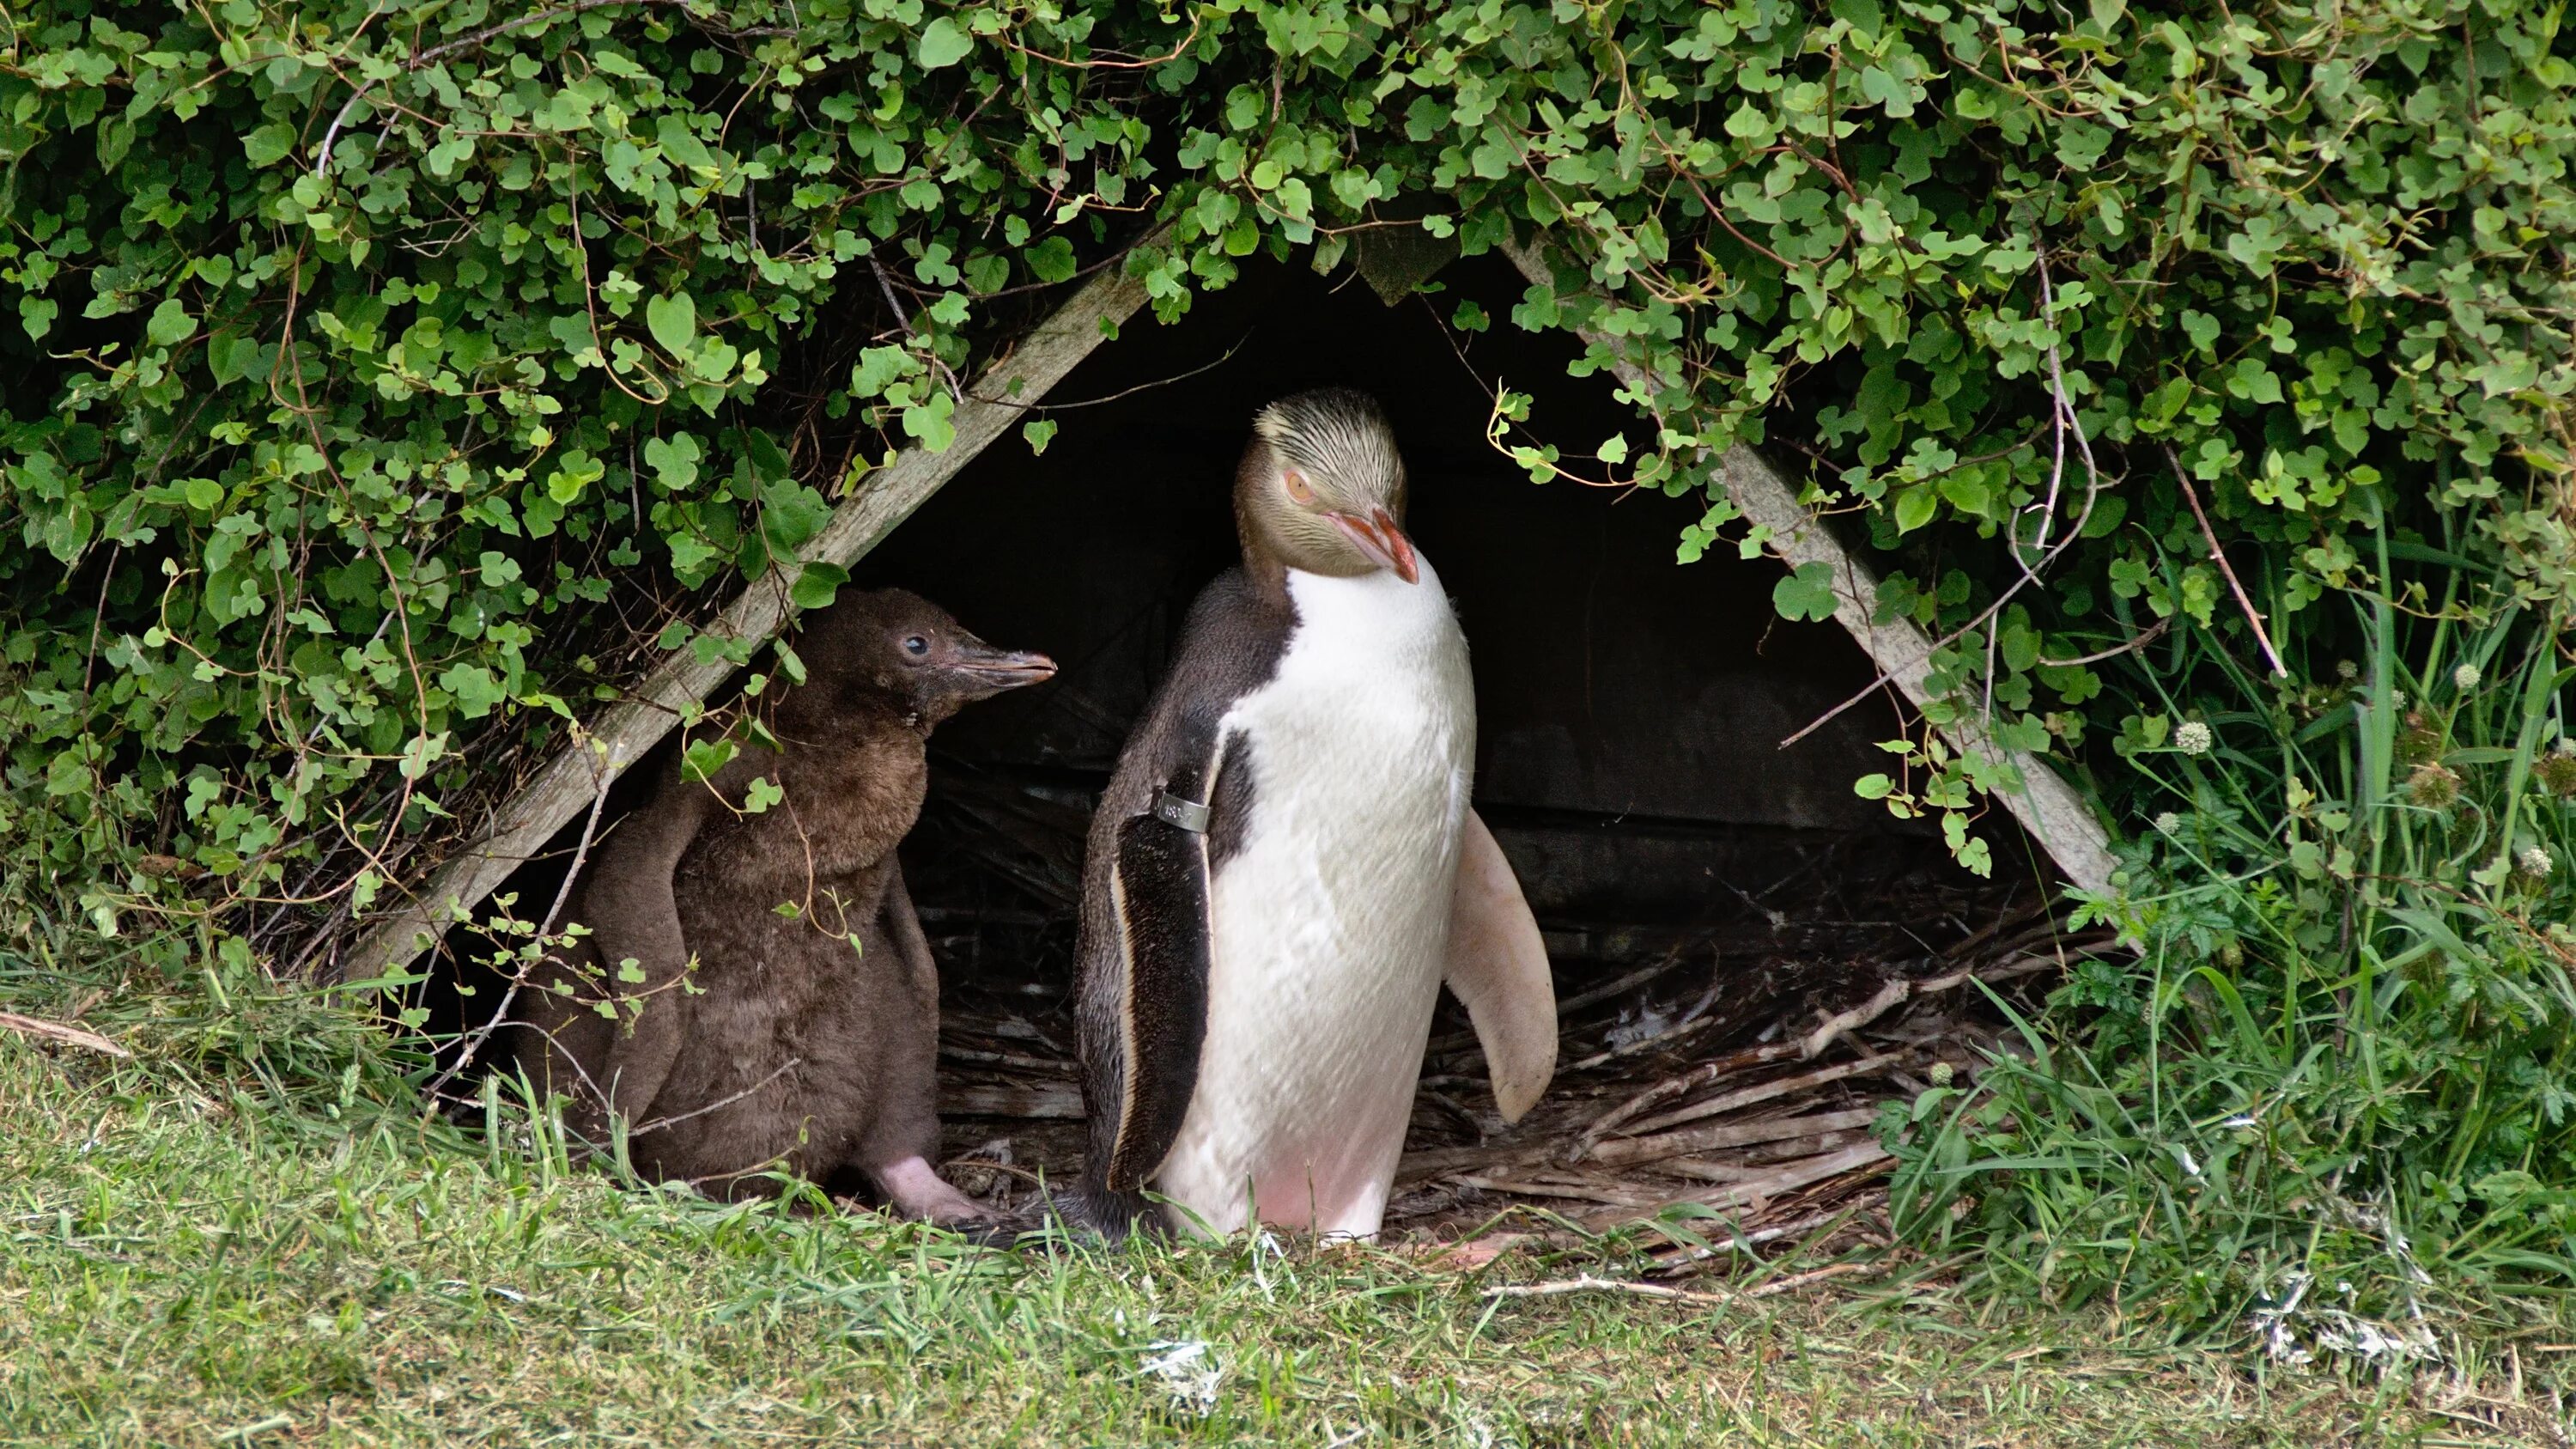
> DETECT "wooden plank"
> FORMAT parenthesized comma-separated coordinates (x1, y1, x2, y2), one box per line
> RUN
(1503, 240, 2117, 897)
(341, 255, 1157, 981)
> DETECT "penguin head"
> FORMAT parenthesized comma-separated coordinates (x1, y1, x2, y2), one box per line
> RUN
(1234, 387, 1419, 585)
(787, 588, 1056, 728)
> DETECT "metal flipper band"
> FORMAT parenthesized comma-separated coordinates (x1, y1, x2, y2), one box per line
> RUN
(1153, 791, 1212, 833)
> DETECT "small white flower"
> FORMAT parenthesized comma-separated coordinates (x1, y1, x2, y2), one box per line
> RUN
(2452, 662, 2482, 691)
(2519, 847, 2554, 880)
(2336, 660, 2360, 680)
(2175, 721, 2215, 756)
(1929, 1062, 1955, 1087)
(2153, 812, 2183, 836)
(2555, 737, 2575, 758)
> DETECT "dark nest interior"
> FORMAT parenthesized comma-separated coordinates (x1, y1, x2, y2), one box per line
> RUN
(828, 252, 2099, 1247)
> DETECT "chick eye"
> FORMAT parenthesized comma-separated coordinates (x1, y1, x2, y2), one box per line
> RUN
(902, 636, 930, 656)
(1282, 468, 1315, 506)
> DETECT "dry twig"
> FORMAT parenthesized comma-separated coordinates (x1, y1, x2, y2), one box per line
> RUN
(0, 1011, 131, 1059)
(1480, 1273, 1733, 1306)
(2161, 442, 2290, 679)
(422, 737, 622, 1101)
(1591, 1088, 1889, 1167)
(629, 1057, 801, 1138)
(1479, 1260, 1878, 1309)
(1583, 1141, 1894, 1229)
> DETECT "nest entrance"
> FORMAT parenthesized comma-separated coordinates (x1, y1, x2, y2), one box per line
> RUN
(850, 253, 2091, 1241)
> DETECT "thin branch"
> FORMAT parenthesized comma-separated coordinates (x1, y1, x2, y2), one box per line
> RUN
(1740, 1261, 1880, 1298)
(2161, 443, 2291, 679)
(1778, 358, 2110, 749)
(969, 331, 1250, 411)
(628, 1056, 799, 1136)
(872, 257, 964, 405)
(422, 736, 623, 1099)
(2040, 616, 2172, 667)
(1477, 1262, 1876, 1308)
(1480, 1273, 1732, 1306)
(997, 12, 1202, 70)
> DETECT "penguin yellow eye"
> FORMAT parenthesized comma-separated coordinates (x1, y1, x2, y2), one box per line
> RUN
(1281, 468, 1315, 507)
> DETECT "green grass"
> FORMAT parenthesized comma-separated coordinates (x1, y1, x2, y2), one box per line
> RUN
(2, 947, 2564, 1446)
(1888, 554, 2576, 1348)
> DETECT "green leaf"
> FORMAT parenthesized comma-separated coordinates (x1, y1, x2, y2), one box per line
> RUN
(654, 114, 718, 173)
(1895, 486, 1939, 534)
(791, 560, 850, 610)
(1773, 563, 1839, 623)
(1027, 236, 1078, 283)
(546, 451, 604, 505)
(242, 123, 295, 167)
(902, 392, 957, 452)
(644, 433, 702, 491)
(1023, 419, 1059, 455)
(206, 333, 260, 384)
(645, 293, 696, 356)
(439, 663, 507, 720)
(2001, 621, 2042, 673)
(681, 738, 739, 783)
(1830, 0, 1884, 39)
(742, 776, 784, 814)
(917, 16, 973, 69)
(761, 480, 833, 553)
(146, 300, 197, 348)
(184, 478, 225, 513)
(744, 428, 792, 484)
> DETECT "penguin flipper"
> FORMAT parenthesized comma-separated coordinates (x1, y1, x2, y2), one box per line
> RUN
(1442, 809, 1558, 1123)
(588, 766, 720, 1129)
(1097, 800, 1214, 1194)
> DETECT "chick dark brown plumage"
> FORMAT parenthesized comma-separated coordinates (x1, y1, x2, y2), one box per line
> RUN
(503, 590, 1053, 1221)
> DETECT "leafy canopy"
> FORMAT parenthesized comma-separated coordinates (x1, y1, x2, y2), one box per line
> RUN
(6, 0, 2574, 1338)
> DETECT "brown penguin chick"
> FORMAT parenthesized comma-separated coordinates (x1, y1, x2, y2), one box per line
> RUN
(504, 590, 1054, 1221)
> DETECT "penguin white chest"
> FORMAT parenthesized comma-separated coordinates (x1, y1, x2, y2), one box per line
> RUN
(1158, 561, 1474, 1238)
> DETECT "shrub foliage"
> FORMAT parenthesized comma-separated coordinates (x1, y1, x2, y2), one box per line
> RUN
(4, 0, 2572, 1329)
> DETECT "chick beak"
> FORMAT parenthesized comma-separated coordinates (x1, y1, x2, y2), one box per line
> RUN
(1327, 507, 1420, 584)
(951, 641, 1058, 692)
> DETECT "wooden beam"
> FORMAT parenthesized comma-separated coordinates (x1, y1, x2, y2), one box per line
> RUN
(1503, 241, 2117, 897)
(342, 254, 1157, 982)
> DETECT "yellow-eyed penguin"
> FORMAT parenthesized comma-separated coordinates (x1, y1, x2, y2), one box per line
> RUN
(1070, 388, 1558, 1239)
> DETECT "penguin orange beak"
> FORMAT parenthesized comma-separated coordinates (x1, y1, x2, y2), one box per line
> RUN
(1326, 507, 1419, 584)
